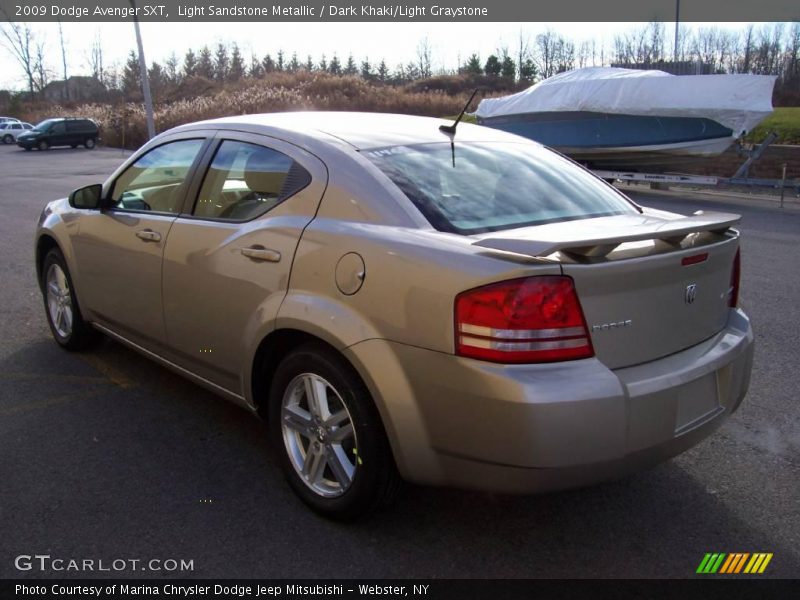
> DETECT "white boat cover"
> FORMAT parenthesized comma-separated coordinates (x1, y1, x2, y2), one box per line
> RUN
(475, 67, 776, 137)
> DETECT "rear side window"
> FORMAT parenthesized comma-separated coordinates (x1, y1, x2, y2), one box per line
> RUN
(363, 142, 638, 234)
(193, 140, 311, 221)
(66, 119, 95, 132)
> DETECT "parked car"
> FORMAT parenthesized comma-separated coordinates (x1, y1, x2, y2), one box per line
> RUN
(0, 116, 21, 124)
(34, 112, 754, 519)
(0, 121, 34, 144)
(17, 117, 99, 151)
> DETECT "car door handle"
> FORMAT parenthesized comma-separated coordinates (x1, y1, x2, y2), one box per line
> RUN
(135, 229, 161, 242)
(241, 246, 281, 262)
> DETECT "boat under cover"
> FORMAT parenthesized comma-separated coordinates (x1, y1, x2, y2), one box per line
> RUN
(475, 67, 776, 169)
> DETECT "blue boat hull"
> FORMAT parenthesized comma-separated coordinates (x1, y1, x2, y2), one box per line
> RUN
(478, 111, 735, 169)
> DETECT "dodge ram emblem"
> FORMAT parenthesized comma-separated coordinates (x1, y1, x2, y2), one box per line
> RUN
(685, 284, 698, 304)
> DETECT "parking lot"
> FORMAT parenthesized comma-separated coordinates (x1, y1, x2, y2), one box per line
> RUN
(0, 143, 798, 578)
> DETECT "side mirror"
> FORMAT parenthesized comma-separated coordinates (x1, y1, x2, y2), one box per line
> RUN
(69, 184, 103, 209)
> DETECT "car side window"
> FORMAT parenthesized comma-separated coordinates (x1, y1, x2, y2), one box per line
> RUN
(50, 122, 66, 134)
(110, 139, 204, 214)
(193, 140, 311, 221)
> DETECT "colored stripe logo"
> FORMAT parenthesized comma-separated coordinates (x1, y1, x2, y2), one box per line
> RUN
(696, 553, 773, 574)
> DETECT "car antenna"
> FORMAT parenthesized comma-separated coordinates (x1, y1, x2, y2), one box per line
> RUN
(440, 88, 481, 168)
(439, 88, 480, 135)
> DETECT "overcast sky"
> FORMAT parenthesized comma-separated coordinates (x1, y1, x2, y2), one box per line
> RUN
(0, 21, 758, 91)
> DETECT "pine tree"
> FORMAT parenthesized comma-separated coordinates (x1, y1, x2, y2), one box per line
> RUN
(262, 54, 275, 73)
(183, 49, 197, 78)
(249, 54, 263, 78)
(360, 58, 372, 80)
(276, 49, 285, 71)
(229, 43, 245, 81)
(214, 43, 229, 81)
(148, 61, 165, 101)
(328, 53, 341, 75)
(501, 55, 516, 80)
(318, 54, 328, 72)
(484, 55, 502, 77)
(197, 46, 214, 79)
(305, 55, 314, 71)
(344, 54, 358, 75)
(377, 59, 389, 82)
(165, 52, 180, 84)
(519, 58, 537, 84)
(288, 51, 300, 72)
(121, 50, 140, 95)
(464, 54, 483, 75)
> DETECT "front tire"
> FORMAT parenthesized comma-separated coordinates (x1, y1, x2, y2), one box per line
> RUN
(2, 134, 12, 144)
(37, 140, 49, 151)
(41, 248, 101, 351)
(268, 343, 400, 520)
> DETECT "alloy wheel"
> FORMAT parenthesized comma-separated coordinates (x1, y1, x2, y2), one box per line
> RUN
(281, 373, 358, 498)
(46, 263, 73, 338)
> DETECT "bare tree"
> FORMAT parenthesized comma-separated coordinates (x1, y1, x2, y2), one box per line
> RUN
(534, 30, 558, 78)
(416, 36, 432, 79)
(33, 38, 49, 93)
(577, 40, 590, 68)
(57, 21, 68, 99)
(87, 30, 105, 86)
(516, 29, 532, 81)
(740, 24, 755, 73)
(0, 19, 37, 100)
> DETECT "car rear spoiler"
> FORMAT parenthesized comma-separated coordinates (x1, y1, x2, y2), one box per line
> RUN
(472, 211, 741, 259)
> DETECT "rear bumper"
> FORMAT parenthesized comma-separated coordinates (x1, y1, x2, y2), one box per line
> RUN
(345, 308, 754, 493)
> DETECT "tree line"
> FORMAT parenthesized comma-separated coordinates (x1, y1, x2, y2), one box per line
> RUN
(1, 22, 799, 104)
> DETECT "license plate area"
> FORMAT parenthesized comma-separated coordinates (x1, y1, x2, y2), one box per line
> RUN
(674, 373, 722, 436)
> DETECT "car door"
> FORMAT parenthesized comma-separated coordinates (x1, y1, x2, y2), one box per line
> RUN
(72, 135, 209, 350)
(48, 121, 67, 146)
(162, 132, 327, 392)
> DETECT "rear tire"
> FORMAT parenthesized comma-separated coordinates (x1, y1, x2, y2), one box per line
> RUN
(37, 140, 49, 151)
(268, 343, 400, 520)
(41, 248, 101, 351)
(84, 138, 95, 149)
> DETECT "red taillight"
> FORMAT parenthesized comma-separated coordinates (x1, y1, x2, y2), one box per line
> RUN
(729, 248, 741, 307)
(455, 276, 594, 363)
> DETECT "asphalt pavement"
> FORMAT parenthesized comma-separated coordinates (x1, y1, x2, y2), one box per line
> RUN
(0, 143, 798, 579)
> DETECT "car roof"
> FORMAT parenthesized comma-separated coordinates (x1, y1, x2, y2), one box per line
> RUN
(186, 111, 528, 150)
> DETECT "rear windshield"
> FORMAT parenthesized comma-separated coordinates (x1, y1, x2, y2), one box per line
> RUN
(363, 142, 638, 234)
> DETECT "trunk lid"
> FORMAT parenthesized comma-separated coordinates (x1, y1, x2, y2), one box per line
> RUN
(473, 210, 740, 369)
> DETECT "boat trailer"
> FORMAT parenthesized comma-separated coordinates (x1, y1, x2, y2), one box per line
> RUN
(593, 132, 799, 206)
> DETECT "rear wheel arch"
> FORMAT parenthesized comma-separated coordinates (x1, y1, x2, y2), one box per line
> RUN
(250, 329, 377, 422)
(251, 329, 330, 418)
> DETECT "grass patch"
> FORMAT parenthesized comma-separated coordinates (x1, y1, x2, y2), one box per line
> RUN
(746, 107, 800, 145)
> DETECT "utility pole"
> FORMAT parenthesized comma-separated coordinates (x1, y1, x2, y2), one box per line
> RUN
(674, 0, 680, 65)
(129, 0, 155, 139)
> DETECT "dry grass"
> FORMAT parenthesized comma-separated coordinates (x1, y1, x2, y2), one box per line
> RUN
(19, 72, 482, 148)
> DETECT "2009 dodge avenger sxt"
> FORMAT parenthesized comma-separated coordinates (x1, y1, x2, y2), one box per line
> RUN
(35, 112, 754, 519)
